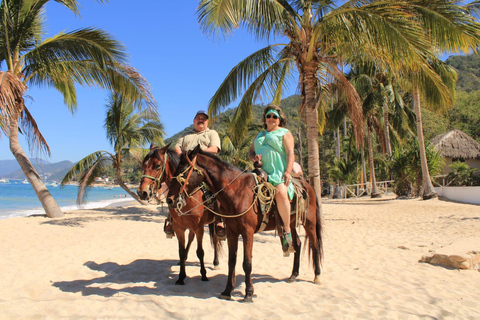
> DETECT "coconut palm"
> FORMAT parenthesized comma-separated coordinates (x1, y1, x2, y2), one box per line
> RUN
(197, 0, 440, 199)
(0, 0, 156, 217)
(401, 1, 480, 199)
(217, 113, 262, 169)
(61, 93, 164, 204)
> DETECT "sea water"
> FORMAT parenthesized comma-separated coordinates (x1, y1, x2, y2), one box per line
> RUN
(0, 180, 133, 220)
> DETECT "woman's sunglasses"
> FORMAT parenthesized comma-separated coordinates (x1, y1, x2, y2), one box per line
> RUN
(266, 114, 279, 119)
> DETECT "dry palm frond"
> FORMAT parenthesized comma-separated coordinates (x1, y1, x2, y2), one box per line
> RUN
(0, 71, 27, 119)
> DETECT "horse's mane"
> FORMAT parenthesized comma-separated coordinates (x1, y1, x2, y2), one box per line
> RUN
(166, 148, 180, 168)
(198, 149, 243, 173)
(143, 147, 180, 168)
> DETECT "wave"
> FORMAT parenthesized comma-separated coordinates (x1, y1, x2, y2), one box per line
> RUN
(0, 197, 134, 220)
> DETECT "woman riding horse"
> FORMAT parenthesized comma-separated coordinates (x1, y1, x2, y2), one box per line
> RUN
(167, 145, 323, 302)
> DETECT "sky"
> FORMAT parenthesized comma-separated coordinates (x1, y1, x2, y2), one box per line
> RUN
(0, 1, 297, 163)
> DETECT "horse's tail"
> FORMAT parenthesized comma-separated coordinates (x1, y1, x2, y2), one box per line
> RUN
(315, 196, 324, 266)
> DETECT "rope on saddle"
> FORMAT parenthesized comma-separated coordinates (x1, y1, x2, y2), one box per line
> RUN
(291, 178, 309, 228)
(253, 174, 276, 232)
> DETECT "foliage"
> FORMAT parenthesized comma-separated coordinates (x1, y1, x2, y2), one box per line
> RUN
(446, 53, 480, 92)
(446, 162, 480, 186)
(389, 138, 444, 197)
(62, 94, 164, 204)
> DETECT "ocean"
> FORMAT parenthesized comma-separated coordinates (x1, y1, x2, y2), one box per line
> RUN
(0, 180, 134, 220)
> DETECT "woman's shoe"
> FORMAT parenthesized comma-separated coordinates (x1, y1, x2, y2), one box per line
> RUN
(215, 223, 226, 240)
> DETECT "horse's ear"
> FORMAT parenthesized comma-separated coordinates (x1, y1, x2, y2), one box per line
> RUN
(159, 142, 172, 154)
(189, 144, 201, 159)
(150, 143, 157, 150)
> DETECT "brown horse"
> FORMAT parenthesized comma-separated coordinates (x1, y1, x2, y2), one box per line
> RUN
(167, 145, 323, 302)
(137, 144, 222, 285)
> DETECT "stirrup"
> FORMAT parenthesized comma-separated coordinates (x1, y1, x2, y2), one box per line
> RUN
(281, 232, 295, 257)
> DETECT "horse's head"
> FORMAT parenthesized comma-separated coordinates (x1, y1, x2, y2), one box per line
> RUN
(137, 142, 171, 201)
(166, 145, 205, 212)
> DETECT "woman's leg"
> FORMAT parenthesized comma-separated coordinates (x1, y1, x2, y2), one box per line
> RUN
(275, 183, 291, 233)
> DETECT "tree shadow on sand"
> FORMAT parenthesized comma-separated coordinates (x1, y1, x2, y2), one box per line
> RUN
(52, 259, 289, 299)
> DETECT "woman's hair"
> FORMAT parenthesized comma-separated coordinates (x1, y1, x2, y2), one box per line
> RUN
(262, 104, 287, 129)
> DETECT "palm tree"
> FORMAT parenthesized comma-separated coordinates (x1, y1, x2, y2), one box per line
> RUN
(217, 113, 262, 168)
(61, 93, 164, 205)
(197, 0, 440, 199)
(402, 1, 480, 199)
(0, 0, 156, 217)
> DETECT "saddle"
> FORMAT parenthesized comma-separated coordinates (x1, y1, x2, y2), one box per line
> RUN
(252, 169, 309, 233)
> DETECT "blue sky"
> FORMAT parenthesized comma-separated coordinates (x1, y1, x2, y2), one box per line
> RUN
(0, 1, 296, 163)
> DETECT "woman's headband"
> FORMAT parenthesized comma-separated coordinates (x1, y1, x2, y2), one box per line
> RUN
(265, 109, 280, 119)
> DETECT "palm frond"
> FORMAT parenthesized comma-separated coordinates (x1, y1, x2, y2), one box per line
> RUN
(61, 150, 112, 204)
(19, 104, 51, 157)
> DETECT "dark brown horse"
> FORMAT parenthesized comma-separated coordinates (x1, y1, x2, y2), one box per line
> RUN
(167, 145, 323, 302)
(137, 144, 222, 285)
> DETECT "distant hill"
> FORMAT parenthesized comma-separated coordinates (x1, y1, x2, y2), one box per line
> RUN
(446, 53, 480, 92)
(0, 159, 22, 177)
(1, 159, 74, 181)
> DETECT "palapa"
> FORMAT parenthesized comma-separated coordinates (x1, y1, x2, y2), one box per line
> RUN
(430, 129, 480, 160)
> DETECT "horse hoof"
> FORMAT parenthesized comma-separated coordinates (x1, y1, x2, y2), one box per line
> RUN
(212, 265, 220, 270)
(286, 276, 297, 283)
(201, 276, 209, 281)
(219, 294, 231, 300)
(313, 276, 321, 284)
(175, 279, 185, 285)
(242, 296, 254, 303)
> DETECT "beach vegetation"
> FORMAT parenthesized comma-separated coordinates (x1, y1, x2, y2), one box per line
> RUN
(61, 93, 164, 205)
(389, 138, 444, 197)
(196, 0, 480, 202)
(0, 0, 157, 217)
(445, 161, 480, 186)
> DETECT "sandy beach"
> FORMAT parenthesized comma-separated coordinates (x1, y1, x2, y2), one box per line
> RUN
(0, 195, 479, 319)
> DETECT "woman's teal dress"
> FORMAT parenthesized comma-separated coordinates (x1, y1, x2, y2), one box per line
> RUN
(254, 128, 294, 200)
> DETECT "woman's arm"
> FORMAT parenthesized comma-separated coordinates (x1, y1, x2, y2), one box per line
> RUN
(249, 141, 261, 162)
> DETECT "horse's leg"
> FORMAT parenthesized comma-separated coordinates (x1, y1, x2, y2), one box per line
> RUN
(220, 232, 238, 300)
(209, 223, 220, 270)
(242, 230, 255, 303)
(185, 230, 195, 260)
(195, 226, 208, 281)
(303, 199, 323, 284)
(175, 229, 188, 285)
(287, 226, 301, 283)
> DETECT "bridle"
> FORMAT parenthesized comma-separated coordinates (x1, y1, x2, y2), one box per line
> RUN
(141, 152, 168, 198)
(171, 153, 258, 218)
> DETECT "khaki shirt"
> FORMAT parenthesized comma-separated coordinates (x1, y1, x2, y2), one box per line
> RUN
(175, 128, 221, 152)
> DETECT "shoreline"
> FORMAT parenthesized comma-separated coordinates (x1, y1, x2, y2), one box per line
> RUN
(0, 196, 479, 318)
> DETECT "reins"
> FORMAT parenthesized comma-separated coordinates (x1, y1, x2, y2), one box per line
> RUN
(172, 155, 256, 217)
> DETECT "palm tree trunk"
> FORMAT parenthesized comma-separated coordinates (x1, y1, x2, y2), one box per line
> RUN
(366, 126, 380, 198)
(361, 148, 367, 189)
(304, 73, 322, 201)
(9, 111, 63, 218)
(384, 105, 392, 156)
(115, 166, 148, 205)
(412, 87, 437, 199)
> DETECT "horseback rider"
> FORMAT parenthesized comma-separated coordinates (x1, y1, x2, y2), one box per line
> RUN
(165, 110, 226, 239)
(249, 105, 296, 256)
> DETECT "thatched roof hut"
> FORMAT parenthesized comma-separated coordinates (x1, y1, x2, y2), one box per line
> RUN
(431, 129, 480, 160)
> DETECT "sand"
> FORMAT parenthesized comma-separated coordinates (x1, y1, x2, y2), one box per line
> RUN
(0, 195, 479, 319)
